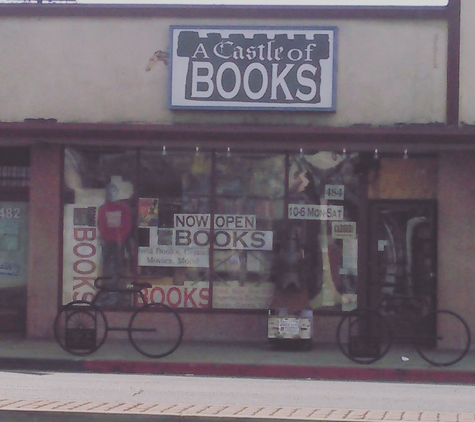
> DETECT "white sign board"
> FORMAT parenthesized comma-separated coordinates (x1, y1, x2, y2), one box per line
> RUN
(288, 204, 344, 220)
(170, 26, 337, 111)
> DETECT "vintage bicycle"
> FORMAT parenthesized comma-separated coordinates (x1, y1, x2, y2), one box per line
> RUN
(54, 276, 184, 358)
(336, 293, 471, 367)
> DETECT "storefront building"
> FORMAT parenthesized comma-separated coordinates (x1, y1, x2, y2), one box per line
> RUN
(0, 0, 474, 346)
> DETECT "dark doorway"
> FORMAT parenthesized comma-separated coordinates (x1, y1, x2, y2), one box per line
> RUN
(368, 200, 437, 343)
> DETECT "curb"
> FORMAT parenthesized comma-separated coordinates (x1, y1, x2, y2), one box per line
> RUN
(0, 357, 475, 384)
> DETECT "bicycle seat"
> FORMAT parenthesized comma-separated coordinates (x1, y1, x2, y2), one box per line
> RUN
(94, 276, 117, 291)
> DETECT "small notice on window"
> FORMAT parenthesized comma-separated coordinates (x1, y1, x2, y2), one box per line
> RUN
(324, 184, 345, 200)
(332, 222, 356, 239)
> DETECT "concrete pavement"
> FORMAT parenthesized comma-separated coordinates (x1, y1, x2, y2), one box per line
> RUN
(0, 333, 474, 383)
(1, 399, 474, 422)
(1, 334, 475, 421)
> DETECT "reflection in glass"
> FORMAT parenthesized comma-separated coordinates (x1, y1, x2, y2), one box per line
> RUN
(213, 153, 285, 309)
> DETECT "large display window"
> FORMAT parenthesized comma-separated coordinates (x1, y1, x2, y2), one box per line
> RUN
(212, 152, 284, 309)
(136, 149, 212, 308)
(284, 151, 361, 311)
(62, 147, 362, 312)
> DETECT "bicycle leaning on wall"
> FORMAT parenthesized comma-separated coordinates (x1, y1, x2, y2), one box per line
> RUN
(335, 291, 471, 367)
(53, 276, 184, 358)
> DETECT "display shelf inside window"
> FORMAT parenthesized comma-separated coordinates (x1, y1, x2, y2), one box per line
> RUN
(0, 166, 30, 189)
(181, 161, 212, 213)
(215, 154, 285, 227)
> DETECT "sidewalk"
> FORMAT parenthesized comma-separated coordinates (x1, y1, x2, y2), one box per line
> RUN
(0, 333, 474, 384)
(1, 335, 475, 421)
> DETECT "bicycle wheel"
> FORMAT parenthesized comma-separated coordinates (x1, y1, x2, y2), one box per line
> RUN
(336, 308, 392, 364)
(54, 300, 108, 356)
(128, 303, 184, 358)
(414, 310, 471, 366)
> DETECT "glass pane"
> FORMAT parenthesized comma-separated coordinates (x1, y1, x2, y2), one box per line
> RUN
(62, 147, 137, 305)
(213, 153, 285, 309)
(285, 151, 361, 311)
(0, 201, 28, 331)
(137, 150, 212, 309)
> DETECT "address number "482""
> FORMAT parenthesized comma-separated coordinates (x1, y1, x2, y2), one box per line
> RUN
(0, 208, 21, 219)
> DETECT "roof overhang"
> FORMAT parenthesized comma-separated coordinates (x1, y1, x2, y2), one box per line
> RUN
(1, 121, 474, 154)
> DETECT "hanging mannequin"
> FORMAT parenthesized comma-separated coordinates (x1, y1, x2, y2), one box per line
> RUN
(97, 183, 133, 287)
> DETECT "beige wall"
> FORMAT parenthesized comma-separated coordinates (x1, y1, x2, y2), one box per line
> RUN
(459, 0, 475, 124)
(0, 16, 447, 127)
(437, 152, 475, 331)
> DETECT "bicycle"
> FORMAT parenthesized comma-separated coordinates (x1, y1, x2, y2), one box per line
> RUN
(336, 294, 471, 367)
(54, 276, 184, 358)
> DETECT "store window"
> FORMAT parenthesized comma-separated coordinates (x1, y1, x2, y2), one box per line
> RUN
(63, 148, 137, 304)
(282, 151, 361, 312)
(212, 152, 285, 309)
(136, 149, 212, 309)
(62, 147, 362, 312)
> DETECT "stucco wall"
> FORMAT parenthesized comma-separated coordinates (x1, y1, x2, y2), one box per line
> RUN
(437, 152, 475, 335)
(0, 15, 447, 126)
(459, 0, 475, 124)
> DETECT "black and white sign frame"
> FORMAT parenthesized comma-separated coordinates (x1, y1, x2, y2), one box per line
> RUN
(169, 26, 338, 111)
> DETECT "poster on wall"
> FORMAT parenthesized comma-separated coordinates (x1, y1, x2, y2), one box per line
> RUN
(169, 26, 337, 111)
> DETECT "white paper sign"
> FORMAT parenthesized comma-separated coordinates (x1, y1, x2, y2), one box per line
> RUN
(332, 221, 356, 239)
(138, 245, 209, 268)
(324, 185, 345, 200)
(288, 204, 344, 220)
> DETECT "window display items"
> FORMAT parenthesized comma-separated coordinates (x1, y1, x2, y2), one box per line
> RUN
(97, 183, 133, 286)
(62, 148, 362, 312)
(138, 198, 159, 227)
(278, 151, 361, 311)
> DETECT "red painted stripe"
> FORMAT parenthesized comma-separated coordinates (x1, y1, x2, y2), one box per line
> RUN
(82, 361, 475, 384)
